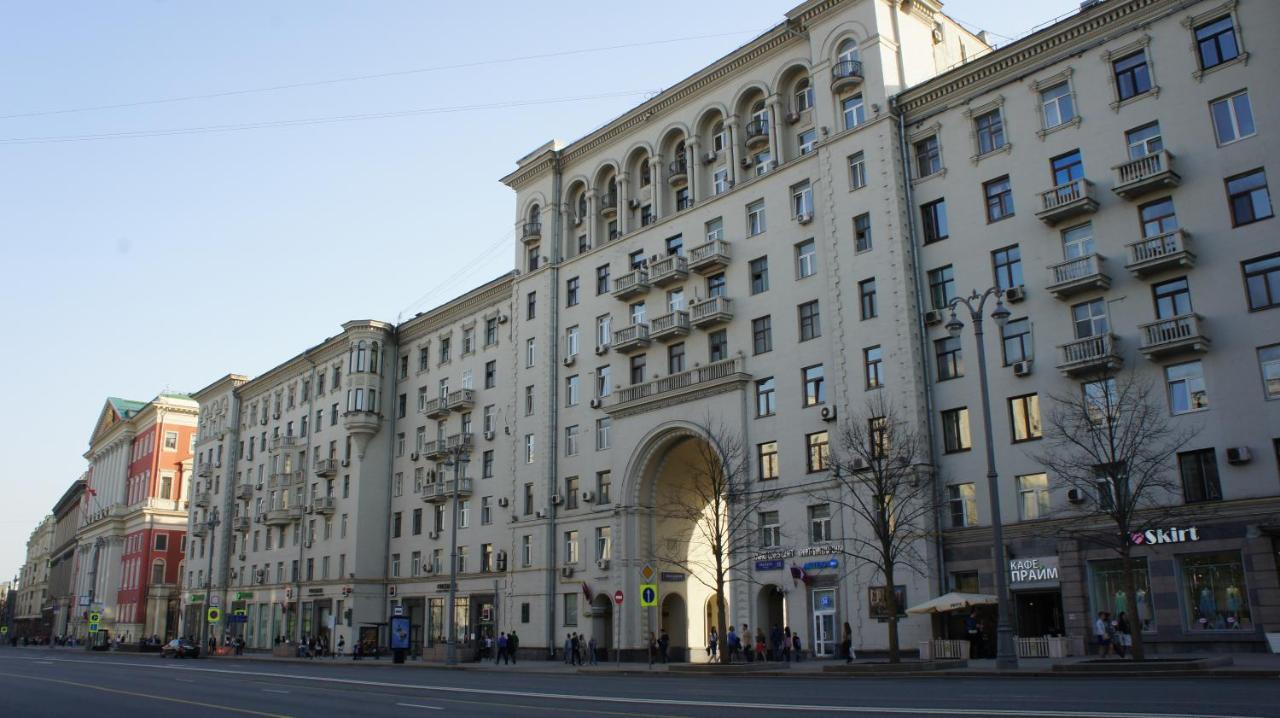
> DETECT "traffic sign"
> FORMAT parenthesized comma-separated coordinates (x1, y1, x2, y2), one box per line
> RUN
(88, 611, 101, 624)
(613, 590, 624, 606)
(0, 626, 8, 634)
(88, 622, 100, 633)
(640, 564, 655, 582)
(207, 607, 222, 624)
(209, 595, 221, 608)
(639, 583, 658, 607)
(392, 605, 404, 617)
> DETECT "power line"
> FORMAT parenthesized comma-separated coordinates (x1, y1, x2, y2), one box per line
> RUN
(0, 30, 760, 121)
(0, 90, 657, 145)
(398, 231, 515, 319)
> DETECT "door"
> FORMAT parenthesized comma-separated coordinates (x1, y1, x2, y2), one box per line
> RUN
(811, 588, 837, 657)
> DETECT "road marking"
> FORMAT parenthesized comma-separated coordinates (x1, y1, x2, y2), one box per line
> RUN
(176, 677, 195, 683)
(263, 688, 291, 694)
(1, 657, 1269, 718)
(0, 670, 292, 717)
(34, 661, 54, 665)
(396, 703, 443, 711)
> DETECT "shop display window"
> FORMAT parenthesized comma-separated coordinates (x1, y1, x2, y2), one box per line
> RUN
(1088, 558, 1156, 632)
(1179, 551, 1251, 630)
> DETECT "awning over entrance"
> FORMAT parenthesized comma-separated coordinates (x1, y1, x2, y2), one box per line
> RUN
(905, 592, 997, 615)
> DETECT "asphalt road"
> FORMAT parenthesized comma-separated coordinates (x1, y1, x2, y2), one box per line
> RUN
(0, 649, 1277, 718)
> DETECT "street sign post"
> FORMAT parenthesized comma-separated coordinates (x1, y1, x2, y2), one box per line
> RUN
(640, 584, 658, 607)
(207, 607, 222, 625)
(613, 590, 624, 606)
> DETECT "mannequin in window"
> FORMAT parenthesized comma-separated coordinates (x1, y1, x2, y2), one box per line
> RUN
(1113, 589, 1128, 618)
(1134, 588, 1150, 628)
(1197, 586, 1217, 626)
(1225, 585, 1241, 626)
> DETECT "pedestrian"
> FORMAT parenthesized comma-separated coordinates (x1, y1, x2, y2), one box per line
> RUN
(588, 635, 598, 666)
(1114, 612, 1131, 659)
(570, 632, 582, 666)
(337, 635, 345, 657)
(496, 632, 509, 665)
(842, 621, 854, 664)
(563, 633, 573, 663)
(726, 625, 739, 663)
(508, 631, 519, 664)
(770, 625, 783, 662)
(1094, 611, 1112, 658)
(741, 624, 753, 663)
(208, 635, 217, 657)
(792, 632, 803, 662)
(658, 629, 669, 664)
(782, 626, 792, 663)
(755, 628, 767, 663)
(647, 632, 658, 667)
(707, 628, 718, 663)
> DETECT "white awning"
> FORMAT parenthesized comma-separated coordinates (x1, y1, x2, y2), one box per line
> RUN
(905, 591, 998, 615)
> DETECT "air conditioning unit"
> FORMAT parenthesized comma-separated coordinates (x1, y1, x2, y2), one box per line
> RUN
(581, 490, 595, 503)
(497, 497, 510, 508)
(255, 483, 264, 491)
(495, 551, 508, 572)
(497, 314, 509, 324)
(303, 539, 312, 548)
(214, 459, 222, 468)
(341, 459, 350, 467)
(1226, 446, 1252, 464)
(1013, 360, 1033, 377)
(589, 398, 603, 409)
(423, 565, 435, 575)
(628, 198, 641, 210)
(560, 567, 575, 578)
(229, 568, 237, 579)
(238, 553, 247, 561)
(273, 412, 280, 420)
(410, 452, 420, 461)
(563, 355, 576, 367)
(535, 510, 547, 519)
(1003, 285, 1026, 303)
(924, 309, 943, 326)
(260, 417, 268, 425)
(428, 531, 440, 539)
(594, 344, 609, 356)
(850, 457, 868, 470)
(484, 430, 495, 441)
(596, 558, 610, 570)
(796, 212, 813, 225)
(820, 406, 837, 422)
(739, 156, 752, 168)
(701, 151, 717, 165)
(511, 514, 520, 523)
(1067, 488, 1087, 504)
(551, 494, 564, 506)
(785, 110, 801, 124)
(573, 216, 583, 227)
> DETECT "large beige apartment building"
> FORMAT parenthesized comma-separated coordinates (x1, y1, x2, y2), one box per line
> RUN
(183, 0, 1279, 657)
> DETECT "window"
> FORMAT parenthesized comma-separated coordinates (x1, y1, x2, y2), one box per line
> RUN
(749, 257, 769, 294)
(920, 199, 947, 244)
(596, 314, 611, 348)
(667, 342, 685, 374)
(859, 278, 877, 319)
(596, 471, 611, 503)
(566, 277, 580, 307)
(595, 265, 610, 295)
(1040, 81, 1075, 129)
(1226, 169, 1272, 227)
(1072, 298, 1109, 339)
(1210, 91, 1255, 145)
(524, 434, 535, 464)
(482, 450, 494, 479)
(1177, 551, 1251, 630)
(853, 212, 873, 252)
(485, 318, 499, 346)
(848, 152, 866, 189)
(1179, 448, 1222, 503)
(523, 483, 534, 515)
(564, 425, 579, 456)
(941, 408, 971, 453)
(806, 431, 830, 473)
(1113, 50, 1152, 102)
(794, 77, 813, 112)
(747, 200, 766, 236)
(795, 239, 817, 278)
(595, 416, 611, 450)
(1009, 394, 1042, 442)
(914, 136, 941, 177)
(1153, 277, 1192, 320)
(1051, 151, 1084, 192)
(525, 338, 536, 367)
(484, 360, 496, 389)
(759, 511, 781, 548)
(705, 217, 724, 243)
(935, 337, 963, 381)
(713, 168, 729, 194)
(1140, 197, 1178, 238)
(1126, 122, 1163, 160)
(753, 152, 770, 177)
(565, 374, 580, 406)
(1083, 379, 1119, 427)
(756, 377, 776, 417)
(752, 316, 773, 355)
(992, 245, 1023, 290)
(1243, 253, 1280, 310)
(797, 129, 816, 156)
(928, 265, 955, 311)
(792, 182, 813, 219)
(629, 355, 646, 385)
(563, 530, 579, 564)
(1194, 15, 1239, 70)
(641, 204, 655, 225)
(809, 504, 832, 543)
(1167, 361, 1209, 414)
(983, 176, 1014, 222)
(802, 365, 825, 406)
(709, 329, 729, 362)
(1259, 344, 1280, 399)
(974, 109, 1005, 154)
(563, 593, 578, 626)
(595, 365, 611, 398)
(1017, 474, 1050, 520)
(163, 431, 178, 450)
(796, 301, 820, 342)
(524, 385, 534, 415)
(758, 441, 779, 481)
(864, 346, 883, 389)
(841, 94, 865, 129)
(1001, 318, 1033, 365)
(706, 273, 726, 298)
(521, 535, 532, 567)
(526, 291, 537, 320)
(948, 484, 978, 527)
(564, 477, 579, 510)
(1062, 222, 1095, 259)
(595, 526, 612, 561)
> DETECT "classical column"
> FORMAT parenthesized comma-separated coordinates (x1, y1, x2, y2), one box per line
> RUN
(686, 137, 701, 204)
(767, 94, 785, 166)
(725, 116, 741, 188)
(617, 172, 631, 236)
(585, 190, 598, 249)
(648, 158, 664, 219)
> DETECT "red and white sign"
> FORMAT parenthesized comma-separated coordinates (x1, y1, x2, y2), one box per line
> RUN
(613, 590, 624, 605)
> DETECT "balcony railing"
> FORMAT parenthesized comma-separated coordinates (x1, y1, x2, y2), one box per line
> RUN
(232, 516, 251, 533)
(1124, 230, 1195, 277)
(445, 388, 475, 411)
(1112, 150, 1180, 200)
(521, 222, 542, 243)
(1139, 314, 1209, 359)
(599, 193, 618, 217)
(422, 478, 474, 504)
(422, 439, 448, 461)
(1036, 178, 1098, 224)
(190, 522, 209, 538)
(611, 356, 750, 415)
(650, 310, 691, 341)
(311, 496, 337, 515)
(612, 324, 651, 353)
(193, 491, 211, 508)
(270, 435, 299, 452)
(196, 461, 214, 478)
(667, 158, 688, 186)
(745, 119, 769, 149)
(313, 458, 339, 477)
(688, 239, 730, 274)
(648, 255, 688, 287)
(831, 60, 864, 92)
(264, 506, 304, 525)
(446, 432, 474, 452)
(1057, 334, 1123, 376)
(421, 397, 450, 419)
(234, 483, 254, 500)
(690, 296, 734, 328)
(611, 269, 651, 300)
(1046, 254, 1110, 299)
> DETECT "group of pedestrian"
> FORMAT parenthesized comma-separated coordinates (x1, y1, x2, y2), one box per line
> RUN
(1094, 610, 1132, 658)
(646, 629, 670, 666)
(563, 631, 598, 666)
(493, 630, 520, 664)
(721, 624, 804, 663)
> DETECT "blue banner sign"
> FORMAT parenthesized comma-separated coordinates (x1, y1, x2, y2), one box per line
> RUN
(803, 558, 839, 571)
(755, 559, 785, 571)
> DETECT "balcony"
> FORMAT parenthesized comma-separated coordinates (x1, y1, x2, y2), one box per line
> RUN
(690, 296, 734, 328)
(421, 397, 450, 420)
(311, 496, 337, 515)
(1124, 230, 1195, 277)
(599, 193, 618, 218)
(1139, 314, 1210, 360)
(267, 471, 301, 490)
(232, 516, 251, 533)
(190, 522, 209, 538)
(234, 483, 254, 501)
(1036, 178, 1099, 225)
(650, 310, 691, 341)
(1057, 334, 1123, 376)
(422, 477, 474, 504)
(193, 491, 211, 508)
(1112, 150, 1180, 200)
(1046, 254, 1110, 299)
(521, 221, 542, 244)
(612, 324, 651, 353)
(611, 269, 651, 300)
(313, 458, 338, 477)
(264, 506, 303, 526)
(667, 158, 688, 186)
(196, 461, 214, 478)
(270, 435, 299, 453)
(648, 255, 688, 287)
(342, 410, 380, 435)
(422, 439, 448, 461)
(609, 355, 751, 417)
(744, 119, 769, 151)
(688, 239, 730, 274)
(446, 432, 474, 453)
(830, 59, 864, 93)
(445, 389, 475, 412)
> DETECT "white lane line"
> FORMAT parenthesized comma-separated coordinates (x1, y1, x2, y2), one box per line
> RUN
(176, 678, 195, 683)
(262, 688, 290, 694)
(34, 661, 54, 665)
(396, 703, 443, 711)
(1, 656, 1266, 718)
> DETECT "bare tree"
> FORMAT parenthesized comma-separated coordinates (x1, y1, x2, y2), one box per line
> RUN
(1032, 366, 1199, 661)
(816, 392, 935, 663)
(654, 417, 780, 663)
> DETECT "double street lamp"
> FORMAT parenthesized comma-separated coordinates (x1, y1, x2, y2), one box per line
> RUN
(946, 287, 1018, 670)
(201, 507, 221, 651)
(441, 447, 470, 666)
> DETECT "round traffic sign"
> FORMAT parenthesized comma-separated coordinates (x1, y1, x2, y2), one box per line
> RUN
(207, 607, 222, 624)
(641, 585, 658, 606)
(613, 590, 624, 605)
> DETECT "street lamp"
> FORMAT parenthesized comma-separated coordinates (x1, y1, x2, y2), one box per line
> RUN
(201, 506, 221, 651)
(442, 447, 470, 666)
(946, 287, 1018, 670)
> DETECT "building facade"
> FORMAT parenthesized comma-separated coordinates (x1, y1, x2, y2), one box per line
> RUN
(47, 478, 86, 639)
(15, 516, 54, 639)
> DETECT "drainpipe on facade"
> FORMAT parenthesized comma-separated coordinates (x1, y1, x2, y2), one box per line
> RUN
(295, 359, 319, 647)
(224, 388, 243, 644)
(543, 153, 564, 658)
(379, 342, 401, 648)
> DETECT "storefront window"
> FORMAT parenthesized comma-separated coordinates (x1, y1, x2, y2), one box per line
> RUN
(1179, 551, 1251, 630)
(428, 597, 443, 646)
(1088, 558, 1156, 632)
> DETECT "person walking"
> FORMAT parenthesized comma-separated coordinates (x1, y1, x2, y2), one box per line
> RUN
(707, 628, 718, 663)
(588, 635, 598, 666)
(754, 628, 767, 663)
(508, 631, 519, 664)
(570, 633, 582, 666)
(782, 626, 792, 663)
(563, 633, 573, 664)
(741, 625, 753, 663)
(1094, 611, 1112, 657)
(1114, 613, 1131, 659)
(769, 625, 783, 662)
(725, 626, 739, 664)
(842, 622, 854, 664)
(337, 635, 345, 657)
(647, 632, 658, 667)
(792, 632, 803, 662)
(658, 629, 670, 664)
(495, 632, 508, 665)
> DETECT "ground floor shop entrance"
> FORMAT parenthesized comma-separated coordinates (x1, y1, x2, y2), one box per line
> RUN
(811, 588, 837, 657)
(1015, 590, 1064, 637)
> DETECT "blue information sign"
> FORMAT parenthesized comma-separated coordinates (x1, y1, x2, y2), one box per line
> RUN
(803, 558, 839, 571)
(755, 559, 785, 571)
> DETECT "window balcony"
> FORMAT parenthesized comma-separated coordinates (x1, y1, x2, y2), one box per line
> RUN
(608, 356, 751, 417)
(1036, 178, 1099, 225)
(193, 491, 211, 508)
(267, 471, 304, 490)
(190, 521, 209, 538)
(599, 194, 618, 218)
(688, 239, 731, 274)
(313, 458, 339, 478)
(667, 158, 688, 187)
(421, 397, 450, 420)
(690, 296, 734, 328)
(648, 255, 688, 287)
(831, 60, 864, 93)
(744, 119, 770, 151)
(1112, 150, 1180, 200)
(235, 483, 255, 501)
(1124, 230, 1195, 277)
(311, 496, 337, 515)
(342, 410, 380, 435)
(650, 310, 691, 341)
(196, 461, 214, 478)
(422, 439, 449, 461)
(1139, 314, 1209, 360)
(612, 324, 651, 353)
(422, 478, 473, 504)
(521, 222, 542, 244)
(611, 269, 651, 300)
(445, 388, 475, 411)
(446, 432, 474, 452)
(264, 506, 303, 526)
(1046, 254, 1111, 299)
(1057, 334, 1123, 376)
(232, 516, 252, 533)
(269, 435, 299, 453)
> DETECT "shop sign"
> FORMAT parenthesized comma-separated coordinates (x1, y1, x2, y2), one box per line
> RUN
(753, 543, 840, 562)
(189, 593, 205, 603)
(435, 583, 451, 592)
(803, 558, 839, 571)
(660, 572, 685, 582)
(1009, 556, 1060, 587)
(307, 588, 324, 596)
(755, 559, 785, 571)
(235, 591, 255, 600)
(1130, 526, 1200, 545)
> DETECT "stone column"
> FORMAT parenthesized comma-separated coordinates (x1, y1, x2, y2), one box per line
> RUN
(617, 172, 631, 236)
(686, 137, 701, 204)
(767, 94, 785, 166)
(648, 158, 664, 220)
(726, 116, 741, 188)
(585, 190, 597, 249)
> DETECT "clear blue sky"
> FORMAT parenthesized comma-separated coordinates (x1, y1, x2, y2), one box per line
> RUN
(0, 0, 1078, 580)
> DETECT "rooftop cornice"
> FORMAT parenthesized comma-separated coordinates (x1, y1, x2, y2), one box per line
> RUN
(397, 272, 514, 343)
(236, 329, 356, 399)
(192, 374, 250, 402)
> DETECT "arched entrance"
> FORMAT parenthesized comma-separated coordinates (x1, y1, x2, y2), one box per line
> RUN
(590, 593, 613, 662)
(660, 593, 688, 662)
(757, 584, 786, 636)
